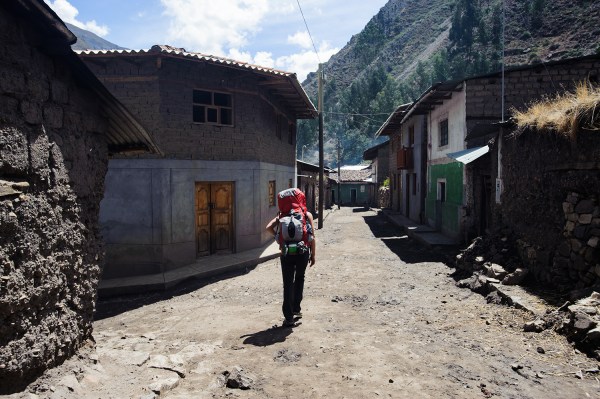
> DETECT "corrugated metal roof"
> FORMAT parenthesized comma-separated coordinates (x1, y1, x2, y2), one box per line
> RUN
(77, 45, 317, 119)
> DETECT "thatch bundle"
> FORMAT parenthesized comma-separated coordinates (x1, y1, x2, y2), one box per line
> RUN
(513, 82, 600, 138)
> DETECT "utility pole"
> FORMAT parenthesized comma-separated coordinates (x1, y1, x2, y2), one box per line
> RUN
(317, 63, 324, 229)
(337, 136, 341, 210)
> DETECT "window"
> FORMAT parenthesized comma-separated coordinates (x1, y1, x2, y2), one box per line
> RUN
(288, 123, 296, 145)
(408, 125, 415, 147)
(288, 179, 293, 188)
(360, 185, 365, 193)
(193, 89, 233, 126)
(269, 181, 276, 206)
(439, 119, 448, 147)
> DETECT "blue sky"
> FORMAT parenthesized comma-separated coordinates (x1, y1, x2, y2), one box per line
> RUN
(45, 0, 389, 81)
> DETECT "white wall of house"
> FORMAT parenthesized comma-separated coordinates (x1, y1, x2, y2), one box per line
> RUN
(430, 87, 467, 162)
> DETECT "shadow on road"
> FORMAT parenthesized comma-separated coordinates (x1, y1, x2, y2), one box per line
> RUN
(363, 214, 457, 265)
(240, 325, 293, 346)
(94, 267, 256, 321)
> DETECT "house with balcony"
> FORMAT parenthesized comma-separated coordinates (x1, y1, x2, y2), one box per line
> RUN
(78, 46, 316, 282)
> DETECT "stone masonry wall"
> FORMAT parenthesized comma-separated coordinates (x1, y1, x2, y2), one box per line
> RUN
(0, 9, 109, 393)
(500, 128, 600, 291)
(83, 55, 296, 166)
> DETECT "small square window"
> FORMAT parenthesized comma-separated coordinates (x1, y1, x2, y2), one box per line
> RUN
(193, 89, 233, 126)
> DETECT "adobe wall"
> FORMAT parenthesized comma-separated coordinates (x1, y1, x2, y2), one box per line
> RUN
(82, 55, 297, 166)
(500, 129, 600, 290)
(0, 9, 108, 392)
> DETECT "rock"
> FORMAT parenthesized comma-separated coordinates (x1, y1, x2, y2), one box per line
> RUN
(147, 354, 186, 378)
(486, 291, 503, 304)
(575, 199, 595, 214)
(149, 377, 180, 395)
(486, 264, 508, 280)
(502, 268, 528, 286)
(523, 319, 546, 333)
(223, 366, 254, 390)
(536, 346, 545, 354)
(563, 202, 574, 214)
(584, 327, 600, 342)
(573, 311, 597, 333)
(511, 363, 523, 371)
(59, 374, 80, 392)
(457, 275, 488, 294)
(579, 214, 593, 225)
(588, 237, 599, 248)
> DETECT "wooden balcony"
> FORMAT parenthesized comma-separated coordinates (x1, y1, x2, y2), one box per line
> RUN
(396, 147, 414, 170)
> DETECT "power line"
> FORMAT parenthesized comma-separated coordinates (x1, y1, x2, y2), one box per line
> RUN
(296, 0, 321, 64)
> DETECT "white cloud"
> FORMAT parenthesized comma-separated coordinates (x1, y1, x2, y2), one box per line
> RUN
(254, 51, 275, 68)
(160, 0, 269, 56)
(45, 0, 109, 37)
(276, 42, 338, 81)
(287, 31, 312, 50)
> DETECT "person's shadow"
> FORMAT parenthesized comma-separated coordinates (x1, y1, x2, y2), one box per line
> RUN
(240, 324, 296, 346)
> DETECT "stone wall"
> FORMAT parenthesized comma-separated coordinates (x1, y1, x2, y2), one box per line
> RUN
(0, 8, 108, 392)
(500, 128, 600, 291)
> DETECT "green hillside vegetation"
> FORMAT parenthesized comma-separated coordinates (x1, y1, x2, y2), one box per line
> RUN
(299, 0, 600, 167)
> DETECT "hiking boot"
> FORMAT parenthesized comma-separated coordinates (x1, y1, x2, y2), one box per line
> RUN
(283, 318, 295, 327)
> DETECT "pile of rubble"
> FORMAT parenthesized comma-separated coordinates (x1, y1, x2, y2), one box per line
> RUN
(454, 225, 600, 359)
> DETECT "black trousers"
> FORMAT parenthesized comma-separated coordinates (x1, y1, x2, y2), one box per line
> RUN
(280, 251, 310, 321)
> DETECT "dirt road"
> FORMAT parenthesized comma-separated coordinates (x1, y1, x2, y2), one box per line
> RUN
(13, 207, 600, 398)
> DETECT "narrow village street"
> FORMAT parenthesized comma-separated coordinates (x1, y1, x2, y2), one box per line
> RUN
(19, 207, 600, 398)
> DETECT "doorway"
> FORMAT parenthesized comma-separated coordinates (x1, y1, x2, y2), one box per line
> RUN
(351, 189, 357, 204)
(195, 182, 234, 257)
(405, 174, 411, 217)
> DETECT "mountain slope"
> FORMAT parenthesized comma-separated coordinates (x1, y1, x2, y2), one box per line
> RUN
(66, 23, 126, 51)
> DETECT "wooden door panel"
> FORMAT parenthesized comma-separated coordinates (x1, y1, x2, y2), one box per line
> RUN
(211, 183, 233, 254)
(195, 183, 211, 257)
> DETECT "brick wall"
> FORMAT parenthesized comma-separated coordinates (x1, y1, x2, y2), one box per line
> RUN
(466, 58, 600, 119)
(83, 55, 296, 166)
(0, 7, 109, 392)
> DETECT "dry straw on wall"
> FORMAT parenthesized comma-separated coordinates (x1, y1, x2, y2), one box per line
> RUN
(513, 81, 600, 138)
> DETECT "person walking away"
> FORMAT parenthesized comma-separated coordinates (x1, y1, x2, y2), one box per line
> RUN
(266, 188, 316, 327)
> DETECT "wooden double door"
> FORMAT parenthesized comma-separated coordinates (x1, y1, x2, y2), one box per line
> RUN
(195, 182, 234, 257)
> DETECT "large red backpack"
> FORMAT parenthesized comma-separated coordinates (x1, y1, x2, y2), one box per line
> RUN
(276, 188, 311, 255)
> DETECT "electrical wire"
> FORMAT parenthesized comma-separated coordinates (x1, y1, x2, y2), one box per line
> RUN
(296, 0, 321, 64)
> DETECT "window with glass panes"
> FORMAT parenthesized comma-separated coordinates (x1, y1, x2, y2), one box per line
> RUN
(439, 119, 448, 147)
(193, 90, 233, 126)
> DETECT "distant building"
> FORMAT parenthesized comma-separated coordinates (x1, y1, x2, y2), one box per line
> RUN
(78, 46, 316, 281)
(330, 165, 375, 207)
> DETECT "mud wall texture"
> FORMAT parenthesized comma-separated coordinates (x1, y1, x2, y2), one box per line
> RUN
(0, 8, 108, 393)
(500, 129, 600, 291)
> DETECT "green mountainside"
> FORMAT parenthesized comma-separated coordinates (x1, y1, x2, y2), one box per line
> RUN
(299, 0, 600, 167)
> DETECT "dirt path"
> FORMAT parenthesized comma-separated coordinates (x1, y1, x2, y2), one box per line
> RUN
(13, 207, 600, 398)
